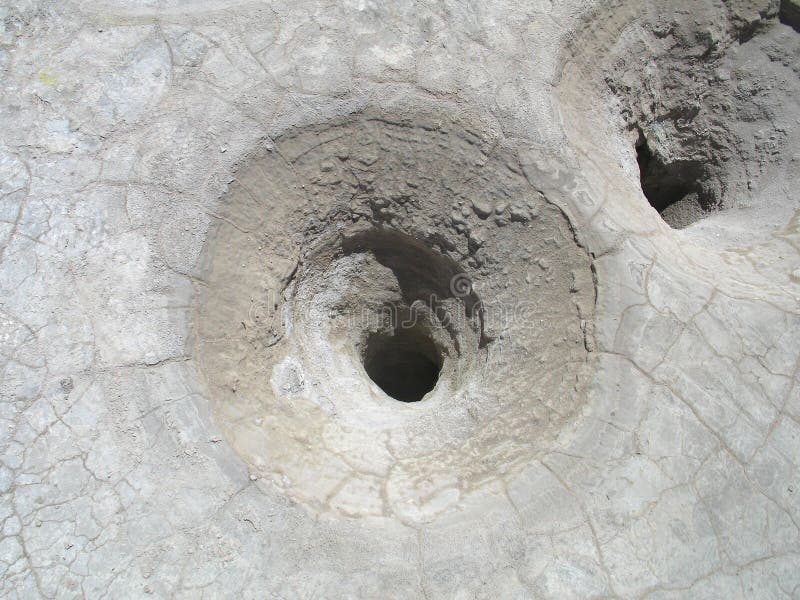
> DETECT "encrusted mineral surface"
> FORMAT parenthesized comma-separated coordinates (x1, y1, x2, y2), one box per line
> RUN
(1, 0, 799, 597)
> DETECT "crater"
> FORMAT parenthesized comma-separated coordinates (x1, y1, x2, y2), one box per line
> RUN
(191, 110, 596, 521)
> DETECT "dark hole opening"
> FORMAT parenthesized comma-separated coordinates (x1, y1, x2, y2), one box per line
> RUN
(781, 0, 800, 32)
(363, 329, 442, 403)
(635, 128, 714, 229)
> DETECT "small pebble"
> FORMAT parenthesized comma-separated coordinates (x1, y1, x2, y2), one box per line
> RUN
(471, 198, 493, 218)
(60, 377, 74, 393)
(509, 205, 530, 222)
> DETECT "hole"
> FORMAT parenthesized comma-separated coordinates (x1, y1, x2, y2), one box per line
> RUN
(362, 327, 443, 403)
(780, 0, 800, 32)
(635, 128, 715, 229)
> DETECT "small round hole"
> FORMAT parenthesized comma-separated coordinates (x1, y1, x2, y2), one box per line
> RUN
(363, 328, 443, 403)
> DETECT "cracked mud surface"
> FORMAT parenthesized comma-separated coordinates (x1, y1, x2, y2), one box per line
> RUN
(1, 0, 800, 598)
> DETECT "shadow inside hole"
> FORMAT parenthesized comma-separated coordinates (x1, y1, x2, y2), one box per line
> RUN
(781, 0, 800, 32)
(635, 128, 715, 229)
(363, 328, 443, 403)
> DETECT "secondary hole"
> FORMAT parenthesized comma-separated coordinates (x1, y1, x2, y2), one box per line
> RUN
(635, 127, 714, 229)
(363, 328, 443, 403)
(780, 0, 800, 32)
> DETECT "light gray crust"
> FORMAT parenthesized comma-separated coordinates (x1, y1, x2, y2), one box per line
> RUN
(0, 0, 799, 598)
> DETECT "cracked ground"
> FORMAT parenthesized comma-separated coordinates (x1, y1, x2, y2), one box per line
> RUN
(1, 0, 800, 598)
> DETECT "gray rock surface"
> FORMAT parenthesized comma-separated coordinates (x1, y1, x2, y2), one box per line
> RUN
(0, 0, 799, 597)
